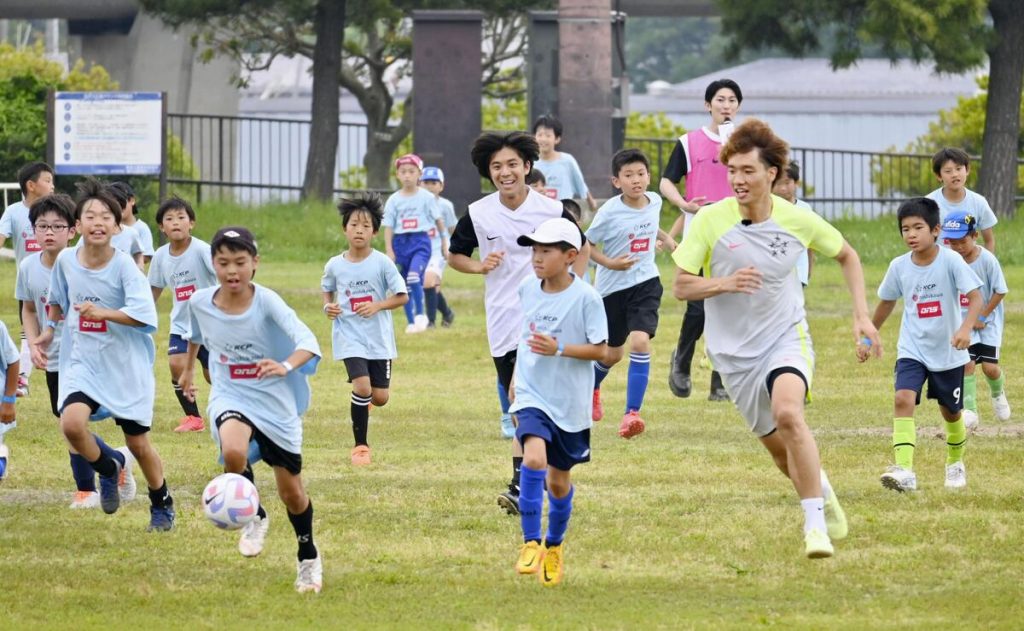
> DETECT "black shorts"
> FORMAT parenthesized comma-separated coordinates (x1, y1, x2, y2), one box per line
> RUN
(343, 358, 392, 389)
(493, 349, 517, 392)
(46, 371, 60, 418)
(63, 391, 150, 435)
(894, 358, 964, 413)
(215, 411, 302, 475)
(603, 275, 663, 348)
(969, 343, 999, 365)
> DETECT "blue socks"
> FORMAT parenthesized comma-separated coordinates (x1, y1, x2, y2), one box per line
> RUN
(593, 362, 611, 390)
(545, 485, 575, 547)
(497, 379, 511, 414)
(625, 352, 651, 412)
(69, 451, 97, 492)
(519, 465, 546, 543)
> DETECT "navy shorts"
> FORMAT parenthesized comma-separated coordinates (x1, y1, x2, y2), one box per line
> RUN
(514, 407, 591, 471)
(393, 232, 432, 282)
(894, 358, 964, 413)
(603, 275, 663, 348)
(343, 358, 392, 389)
(215, 411, 302, 475)
(969, 343, 999, 365)
(168, 333, 210, 369)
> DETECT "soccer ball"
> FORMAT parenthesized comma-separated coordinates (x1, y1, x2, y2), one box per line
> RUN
(202, 473, 260, 530)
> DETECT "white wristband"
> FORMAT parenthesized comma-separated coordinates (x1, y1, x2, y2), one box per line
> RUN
(281, 361, 294, 373)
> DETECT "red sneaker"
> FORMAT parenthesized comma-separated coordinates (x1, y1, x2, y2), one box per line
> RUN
(618, 410, 645, 439)
(592, 390, 603, 422)
(173, 415, 205, 433)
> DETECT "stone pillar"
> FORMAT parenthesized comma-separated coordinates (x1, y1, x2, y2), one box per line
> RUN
(527, 11, 559, 126)
(412, 10, 483, 216)
(558, 0, 614, 199)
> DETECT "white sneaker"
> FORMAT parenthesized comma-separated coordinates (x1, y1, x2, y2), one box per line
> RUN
(961, 409, 979, 431)
(945, 461, 967, 489)
(0, 443, 9, 482)
(69, 490, 100, 509)
(414, 314, 429, 331)
(992, 392, 1011, 422)
(116, 446, 137, 501)
(880, 465, 917, 492)
(295, 547, 323, 593)
(238, 514, 269, 557)
(404, 322, 422, 334)
(15, 375, 28, 398)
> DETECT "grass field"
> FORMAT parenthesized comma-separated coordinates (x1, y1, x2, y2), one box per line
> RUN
(1, 211, 1023, 629)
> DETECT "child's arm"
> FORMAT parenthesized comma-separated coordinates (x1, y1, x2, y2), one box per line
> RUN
(666, 213, 685, 241)
(526, 333, 607, 362)
(975, 291, 1006, 330)
(76, 302, 146, 327)
(981, 228, 995, 253)
(322, 291, 342, 320)
(585, 192, 598, 214)
(657, 228, 677, 252)
(859, 300, 895, 362)
(33, 304, 65, 350)
(151, 286, 163, 303)
(384, 227, 396, 261)
(353, 292, 408, 319)
(1, 362, 17, 424)
(21, 300, 47, 370)
(589, 246, 636, 271)
(257, 350, 316, 379)
(954, 288, 983, 349)
(572, 241, 591, 278)
(436, 218, 449, 258)
(179, 341, 202, 402)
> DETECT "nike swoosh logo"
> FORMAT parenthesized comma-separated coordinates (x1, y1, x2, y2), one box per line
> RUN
(728, 243, 742, 250)
(486, 235, 499, 241)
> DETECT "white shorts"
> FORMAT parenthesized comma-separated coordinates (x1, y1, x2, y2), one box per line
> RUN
(426, 254, 445, 279)
(719, 321, 815, 437)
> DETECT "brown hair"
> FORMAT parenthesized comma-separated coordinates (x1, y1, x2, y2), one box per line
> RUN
(719, 118, 789, 184)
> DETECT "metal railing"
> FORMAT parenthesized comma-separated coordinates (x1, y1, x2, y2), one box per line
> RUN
(1, 183, 20, 209)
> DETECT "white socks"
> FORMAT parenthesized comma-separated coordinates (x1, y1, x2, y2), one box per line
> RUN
(801, 498, 826, 534)
(19, 339, 32, 380)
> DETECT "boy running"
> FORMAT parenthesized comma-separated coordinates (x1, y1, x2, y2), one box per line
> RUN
(511, 217, 607, 587)
(941, 211, 1011, 427)
(110, 181, 155, 265)
(0, 321, 19, 481)
(149, 195, 218, 433)
(586, 149, 676, 439)
(862, 198, 982, 492)
(419, 166, 457, 328)
(926, 148, 997, 252)
(382, 153, 446, 333)
(34, 179, 174, 531)
(673, 119, 876, 558)
(180, 226, 324, 593)
(771, 161, 816, 286)
(322, 194, 408, 466)
(532, 115, 598, 213)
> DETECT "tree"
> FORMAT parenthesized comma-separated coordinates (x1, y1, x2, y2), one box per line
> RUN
(719, 0, 1024, 217)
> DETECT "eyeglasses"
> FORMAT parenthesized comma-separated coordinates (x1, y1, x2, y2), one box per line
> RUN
(34, 224, 70, 233)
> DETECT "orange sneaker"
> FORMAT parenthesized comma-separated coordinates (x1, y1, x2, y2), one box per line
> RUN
(174, 415, 205, 433)
(351, 445, 372, 466)
(618, 410, 645, 439)
(592, 390, 603, 422)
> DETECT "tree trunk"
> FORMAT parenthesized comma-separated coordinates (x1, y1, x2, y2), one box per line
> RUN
(978, 0, 1024, 218)
(301, 0, 345, 201)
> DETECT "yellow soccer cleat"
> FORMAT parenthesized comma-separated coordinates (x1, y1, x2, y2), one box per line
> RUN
(823, 485, 848, 540)
(540, 544, 564, 586)
(804, 528, 834, 559)
(515, 540, 545, 575)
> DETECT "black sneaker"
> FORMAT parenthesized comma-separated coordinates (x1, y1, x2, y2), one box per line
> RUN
(99, 460, 122, 514)
(708, 387, 730, 402)
(442, 310, 455, 328)
(497, 484, 519, 515)
(668, 350, 692, 398)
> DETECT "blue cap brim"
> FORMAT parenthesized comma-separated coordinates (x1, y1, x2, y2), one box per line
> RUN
(940, 228, 969, 239)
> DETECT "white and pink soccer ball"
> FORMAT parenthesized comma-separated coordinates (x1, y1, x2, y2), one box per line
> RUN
(202, 473, 260, 530)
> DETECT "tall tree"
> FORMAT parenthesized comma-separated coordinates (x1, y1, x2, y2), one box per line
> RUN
(719, 0, 1024, 216)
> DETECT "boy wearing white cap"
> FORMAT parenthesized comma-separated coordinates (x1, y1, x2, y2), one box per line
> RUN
(420, 166, 457, 327)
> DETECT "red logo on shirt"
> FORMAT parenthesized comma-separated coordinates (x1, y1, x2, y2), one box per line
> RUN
(428, 227, 437, 238)
(79, 317, 107, 333)
(917, 301, 942, 318)
(544, 188, 558, 199)
(175, 284, 196, 302)
(25, 238, 41, 252)
(630, 238, 650, 253)
(959, 293, 970, 307)
(401, 218, 418, 230)
(229, 364, 260, 379)
(349, 295, 372, 311)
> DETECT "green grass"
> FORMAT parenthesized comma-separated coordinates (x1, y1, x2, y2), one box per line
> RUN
(1, 217, 1023, 629)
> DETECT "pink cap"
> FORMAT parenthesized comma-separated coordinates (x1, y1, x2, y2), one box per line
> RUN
(394, 154, 424, 171)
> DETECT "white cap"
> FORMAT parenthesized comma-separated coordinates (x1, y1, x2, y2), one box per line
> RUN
(516, 217, 581, 250)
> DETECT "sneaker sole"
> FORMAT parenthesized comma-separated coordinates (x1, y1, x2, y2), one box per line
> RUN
(618, 419, 645, 439)
(806, 547, 834, 559)
(497, 494, 519, 516)
(880, 476, 913, 493)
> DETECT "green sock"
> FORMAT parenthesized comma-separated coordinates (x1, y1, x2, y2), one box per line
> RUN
(986, 372, 1005, 397)
(892, 417, 916, 470)
(963, 374, 977, 413)
(946, 416, 967, 465)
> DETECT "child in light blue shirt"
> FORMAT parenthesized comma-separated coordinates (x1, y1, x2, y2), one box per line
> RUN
(0, 320, 20, 481)
(926, 147, 998, 251)
(532, 115, 597, 213)
(509, 217, 607, 587)
(420, 166, 457, 328)
(322, 193, 408, 465)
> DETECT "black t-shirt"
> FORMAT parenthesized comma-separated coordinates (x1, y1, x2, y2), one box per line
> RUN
(662, 140, 689, 183)
(449, 208, 586, 257)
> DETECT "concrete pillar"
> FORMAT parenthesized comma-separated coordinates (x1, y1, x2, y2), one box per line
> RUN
(558, 0, 614, 199)
(412, 10, 483, 216)
(527, 11, 559, 125)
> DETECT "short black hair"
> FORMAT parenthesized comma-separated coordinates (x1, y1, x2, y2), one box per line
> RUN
(704, 78, 743, 105)
(470, 131, 540, 180)
(897, 197, 941, 232)
(612, 148, 650, 176)
(109, 181, 138, 215)
(29, 193, 75, 226)
(104, 182, 129, 211)
(18, 162, 54, 196)
(531, 114, 563, 137)
(525, 169, 547, 186)
(338, 192, 384, 231)
(74, 177, 122, 225)
(561, 198, 582, 222)
(211, 226, 258, 257)
(783, 160, 801, 182)
(932, 147, 971, 175)
(157, 195, 196, 223)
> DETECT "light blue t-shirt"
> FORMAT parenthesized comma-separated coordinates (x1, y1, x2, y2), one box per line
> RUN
(15, 253, 62, 371)
(534, 153, 589, 199)
(509, 276, 608, 433)
(148, 238, 218, 336)
(927, 188, 998, 232)
(110, 226, 143, 257)
(878, 245, 982, 371)
(0, 201, 40, 265)
(383, 188, 441, 235)
(794, 199, 816, 286)
(321, 250, 407, 360)
(0, 320, 19, 437)
(585, 193, 662, 297)
(429, 197, 458, 260)
(185, 284, 321, 454)
(48, 248, 158, 423)
(961, 247, 1008, 348)
(128, 221, 155, 257)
